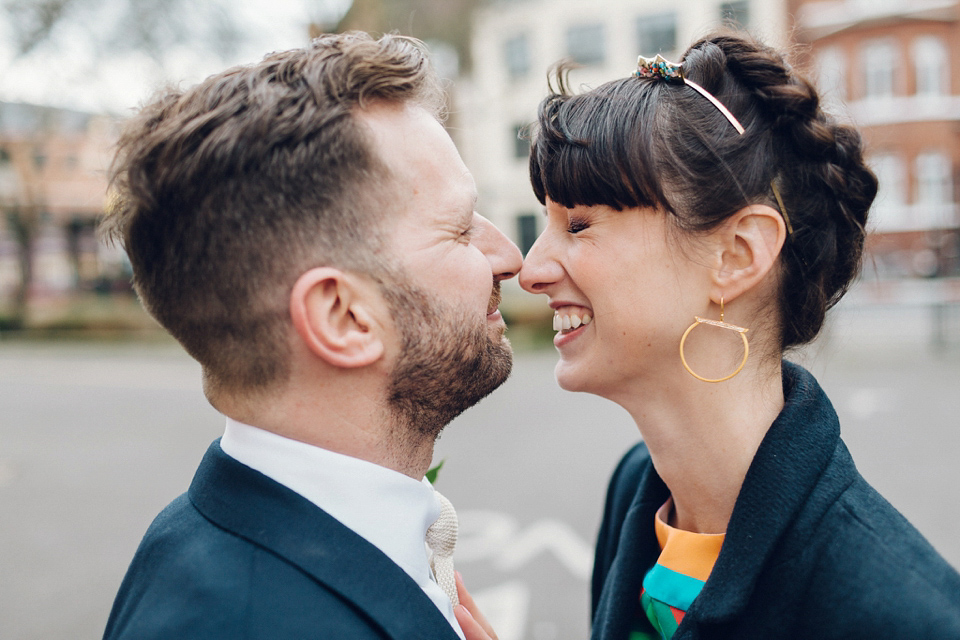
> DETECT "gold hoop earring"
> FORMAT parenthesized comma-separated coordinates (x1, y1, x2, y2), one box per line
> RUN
(679, 297, 750, 383)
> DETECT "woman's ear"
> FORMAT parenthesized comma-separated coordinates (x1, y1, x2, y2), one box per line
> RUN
(289, 267, 386, 369)
(711, 204, 787, 303)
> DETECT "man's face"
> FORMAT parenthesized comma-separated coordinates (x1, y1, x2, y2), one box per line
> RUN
(356, 103, 523, 436)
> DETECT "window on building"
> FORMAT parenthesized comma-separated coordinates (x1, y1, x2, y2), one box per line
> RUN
(512, 123, 531, 160)
(815, 46, 847, 108)
(913, 36, 948, 97)
(915, 152, 952, 204)
(516, 213, 539, 256)
(862, 39, 897, 100)
(636, 12, 677, 55)
(915, 151, 953, 227)
(720, 1, 750, 28)
(870, 153, 907, 230)
(504, 33, 531, 80)
(566, 23, 605, 66)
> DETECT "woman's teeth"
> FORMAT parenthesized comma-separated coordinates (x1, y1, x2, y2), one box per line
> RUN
(553, 312, 592, 332)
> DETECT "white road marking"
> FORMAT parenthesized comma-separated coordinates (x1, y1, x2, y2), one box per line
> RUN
(458, 510, 594, 580)
(493, 519, 594, 580)
(458, 510, 518, 562)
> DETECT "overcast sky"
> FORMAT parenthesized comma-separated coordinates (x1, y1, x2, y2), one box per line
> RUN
(0, 0, 351, 114)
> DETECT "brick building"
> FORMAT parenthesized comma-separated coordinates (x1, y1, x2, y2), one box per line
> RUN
(792, 0, 960, 278)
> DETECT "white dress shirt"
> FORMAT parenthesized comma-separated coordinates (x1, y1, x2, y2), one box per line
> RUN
(220, 418, 465, 640)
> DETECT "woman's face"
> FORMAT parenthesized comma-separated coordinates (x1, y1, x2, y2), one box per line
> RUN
(519, 198, 712, 399)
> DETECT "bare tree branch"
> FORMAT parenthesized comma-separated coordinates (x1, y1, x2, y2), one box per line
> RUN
(3, 0, 243, 62)
(4, 0, 77, 55)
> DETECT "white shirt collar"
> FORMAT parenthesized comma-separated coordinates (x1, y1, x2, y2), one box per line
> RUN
(220, 417, 464, 640)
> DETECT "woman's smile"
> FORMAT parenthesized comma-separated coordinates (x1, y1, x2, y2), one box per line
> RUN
(552, 310, 592, 347)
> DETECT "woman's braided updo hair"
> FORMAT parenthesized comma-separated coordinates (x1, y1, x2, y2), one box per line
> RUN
(529, 31, 878, 351)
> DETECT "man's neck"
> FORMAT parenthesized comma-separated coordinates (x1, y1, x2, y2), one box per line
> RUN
(217, 383, 437, 480)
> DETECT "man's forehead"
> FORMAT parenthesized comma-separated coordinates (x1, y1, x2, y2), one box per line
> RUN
(357, 102, 475, 210)
(355, 102, 446, 159)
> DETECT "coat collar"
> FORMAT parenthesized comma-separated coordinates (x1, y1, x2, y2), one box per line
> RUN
(188, 441, 461, 640)
(691, 361, 845, 624)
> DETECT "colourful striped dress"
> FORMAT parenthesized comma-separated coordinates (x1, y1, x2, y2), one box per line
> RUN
(629, 500, 725, 640)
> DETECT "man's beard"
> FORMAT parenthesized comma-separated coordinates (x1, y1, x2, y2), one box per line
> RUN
(381, 279, 513, 441)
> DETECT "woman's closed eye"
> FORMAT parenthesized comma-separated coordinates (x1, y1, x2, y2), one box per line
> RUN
(567, 216, 590, 234)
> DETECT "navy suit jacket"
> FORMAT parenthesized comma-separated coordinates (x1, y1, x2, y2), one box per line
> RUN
(591, 362, 960, 640)
(104, 441, 462, 639)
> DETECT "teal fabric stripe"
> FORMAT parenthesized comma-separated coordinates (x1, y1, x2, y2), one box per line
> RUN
(642, 563, 705, 611)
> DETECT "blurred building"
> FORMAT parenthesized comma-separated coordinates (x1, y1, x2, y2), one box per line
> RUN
(0, 102, 123, 305)
(457, 0, 791, 316)
(792, 0, 960, 280)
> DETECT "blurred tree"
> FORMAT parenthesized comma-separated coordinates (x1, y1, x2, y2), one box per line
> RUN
(329, 0, 486, 72)
(3, 0, 243, 61)
(5, 0, 486, 69)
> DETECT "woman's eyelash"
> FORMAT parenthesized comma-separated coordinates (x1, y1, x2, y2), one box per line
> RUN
(567, 218, 590, 234)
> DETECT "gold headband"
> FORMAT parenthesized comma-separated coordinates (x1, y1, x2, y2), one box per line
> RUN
(635, 54, 793, 235)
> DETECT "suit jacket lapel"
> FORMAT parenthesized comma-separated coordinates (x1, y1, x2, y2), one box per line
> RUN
(189, 441, 461, 640)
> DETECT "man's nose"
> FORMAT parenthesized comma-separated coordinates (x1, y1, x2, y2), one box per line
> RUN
(473, 214, 522, 282)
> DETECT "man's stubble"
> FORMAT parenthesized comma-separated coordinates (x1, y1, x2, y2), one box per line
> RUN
(383, 278, 512, 443)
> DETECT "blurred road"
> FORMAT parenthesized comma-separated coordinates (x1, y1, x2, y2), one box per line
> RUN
(1, 301, 958, 640)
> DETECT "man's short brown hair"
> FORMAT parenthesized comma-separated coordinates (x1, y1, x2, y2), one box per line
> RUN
(102, 32, 444, 397)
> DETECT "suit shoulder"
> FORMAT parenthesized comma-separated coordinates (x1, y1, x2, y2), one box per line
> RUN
(105, 495, 389, 639)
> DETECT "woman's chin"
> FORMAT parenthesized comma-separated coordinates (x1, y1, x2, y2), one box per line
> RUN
(554, 361, 593, 394)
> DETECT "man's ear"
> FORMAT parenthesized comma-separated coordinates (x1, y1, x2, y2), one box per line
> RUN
(289, 267, 386, 369)
(710, 204, 787, 303)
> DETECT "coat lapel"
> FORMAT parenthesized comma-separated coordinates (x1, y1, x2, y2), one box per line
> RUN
(592, 455, 669, 640)
(188, 441, 461, 640)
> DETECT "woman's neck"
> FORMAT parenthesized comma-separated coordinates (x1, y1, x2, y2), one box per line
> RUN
(613, 361, 785, 534)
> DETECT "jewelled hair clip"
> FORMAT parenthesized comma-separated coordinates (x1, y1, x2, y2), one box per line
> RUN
(633, 53, 794, 235)
(635, 54, 744, 134)
(634, 54, 684, 81)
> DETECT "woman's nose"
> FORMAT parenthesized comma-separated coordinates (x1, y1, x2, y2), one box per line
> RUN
(518, 232, 562, 294)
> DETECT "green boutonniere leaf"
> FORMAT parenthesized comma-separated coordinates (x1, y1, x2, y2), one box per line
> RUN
(425, 459, 445, 484)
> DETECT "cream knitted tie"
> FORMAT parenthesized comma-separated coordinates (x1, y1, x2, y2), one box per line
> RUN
(426, 490, 459, 607)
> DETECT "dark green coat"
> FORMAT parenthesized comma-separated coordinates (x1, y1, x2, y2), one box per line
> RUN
(591, 362, 960, 640)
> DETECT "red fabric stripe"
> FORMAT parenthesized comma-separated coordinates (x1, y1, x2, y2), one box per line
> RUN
(669, 605, 685, 624)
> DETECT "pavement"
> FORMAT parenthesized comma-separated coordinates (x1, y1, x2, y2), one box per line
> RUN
(0, 299, 958, 640)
